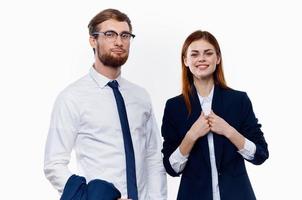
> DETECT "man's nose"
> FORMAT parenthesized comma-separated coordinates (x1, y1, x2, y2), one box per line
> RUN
(114, 35, 123, 46)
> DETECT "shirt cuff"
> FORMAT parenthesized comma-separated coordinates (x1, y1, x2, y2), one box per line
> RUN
(169, 147, 189, 173)
(238, 138, 256, 160)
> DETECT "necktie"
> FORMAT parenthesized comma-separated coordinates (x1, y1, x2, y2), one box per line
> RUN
(107, 80, 138, 200)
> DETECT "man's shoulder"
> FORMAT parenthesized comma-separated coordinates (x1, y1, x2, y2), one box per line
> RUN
(57, 74, 91, 101)
(121, 78, 150, 98)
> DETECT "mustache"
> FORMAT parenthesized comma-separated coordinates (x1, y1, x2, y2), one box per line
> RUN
(110, 48, 126, 53)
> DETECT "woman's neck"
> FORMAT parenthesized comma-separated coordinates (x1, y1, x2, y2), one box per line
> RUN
(194, 77, 214, 97)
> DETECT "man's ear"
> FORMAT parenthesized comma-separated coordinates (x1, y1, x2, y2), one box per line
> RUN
(89, 36, 97, 49)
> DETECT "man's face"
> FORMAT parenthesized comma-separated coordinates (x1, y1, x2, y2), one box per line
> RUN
(91, 19, 131, 68)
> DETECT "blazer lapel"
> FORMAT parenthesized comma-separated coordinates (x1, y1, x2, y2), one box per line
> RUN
(212, 85, 225, 171)
(187, 86, 211, 169)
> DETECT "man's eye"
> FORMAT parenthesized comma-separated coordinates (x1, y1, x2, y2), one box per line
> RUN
(105, 31, 115, 37)
(121, 33, 130, 39)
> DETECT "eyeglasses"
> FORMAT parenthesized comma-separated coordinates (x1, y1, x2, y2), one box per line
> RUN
(92, 30, 135, 42)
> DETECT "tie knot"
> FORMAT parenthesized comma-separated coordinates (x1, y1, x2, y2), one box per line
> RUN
(107, 80, 119, 89)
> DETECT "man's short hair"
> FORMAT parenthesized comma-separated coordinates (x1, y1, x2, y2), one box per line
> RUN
(88, 8, 132, 36)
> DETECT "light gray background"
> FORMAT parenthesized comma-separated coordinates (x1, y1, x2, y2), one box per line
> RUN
(1, 0, 301, 199)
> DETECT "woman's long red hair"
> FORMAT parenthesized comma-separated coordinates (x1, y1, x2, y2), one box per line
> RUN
(181, 30, 228, 115)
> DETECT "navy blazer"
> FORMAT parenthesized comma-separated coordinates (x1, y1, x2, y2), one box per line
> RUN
(60, 175, 121, 200)
(161, 85, 269, 200)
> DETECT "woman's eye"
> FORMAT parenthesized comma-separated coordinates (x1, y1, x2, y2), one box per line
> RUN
(205, 52, 213, 56)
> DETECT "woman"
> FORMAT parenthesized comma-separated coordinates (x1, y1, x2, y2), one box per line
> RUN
(161, 30, 268, 200)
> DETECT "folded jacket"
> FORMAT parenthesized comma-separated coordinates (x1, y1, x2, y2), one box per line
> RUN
(60, 175, 121, 200)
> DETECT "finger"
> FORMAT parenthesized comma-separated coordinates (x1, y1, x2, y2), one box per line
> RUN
(209, 110, 217, 118)
(202, 112, 210, 120)
(205, 122, 210, 128)
(208, 112, 213, 118)
(201, 111, 208, 119)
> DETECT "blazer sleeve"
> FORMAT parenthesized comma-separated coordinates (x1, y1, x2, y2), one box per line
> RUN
(240, 92, 269, 165)
(60, 175, 121, 200)
(161, 99, 183, 177)
(60, 175, 87, 200)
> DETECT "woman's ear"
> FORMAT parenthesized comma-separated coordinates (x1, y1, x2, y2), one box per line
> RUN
(216, 55, 221, 65)
(184, 56, 189, 67)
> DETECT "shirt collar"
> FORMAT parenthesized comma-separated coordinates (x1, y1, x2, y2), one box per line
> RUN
(197, 85, 215, 105)
(89, 66, 122, 89)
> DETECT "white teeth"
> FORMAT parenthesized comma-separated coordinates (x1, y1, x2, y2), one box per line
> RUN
(197, 65, 208, 68)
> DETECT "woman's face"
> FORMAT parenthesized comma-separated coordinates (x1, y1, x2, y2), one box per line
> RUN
(184, 39, 220, 81)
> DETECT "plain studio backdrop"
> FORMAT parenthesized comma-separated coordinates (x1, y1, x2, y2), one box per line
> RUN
(0, 0, 301, 199)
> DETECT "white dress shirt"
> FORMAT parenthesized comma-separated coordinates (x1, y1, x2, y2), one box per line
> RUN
(44, 67, 167, 200)
(169, 86, 256, 200)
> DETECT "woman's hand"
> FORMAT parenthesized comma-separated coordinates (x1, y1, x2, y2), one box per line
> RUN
(207, 111, 234, 138)
(208, 110, 246, 150)
(187, 112, 211, 141)
(179, 112, 210, 156)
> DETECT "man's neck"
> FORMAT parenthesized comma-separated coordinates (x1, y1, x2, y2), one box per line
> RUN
(93, 61, 121, 80)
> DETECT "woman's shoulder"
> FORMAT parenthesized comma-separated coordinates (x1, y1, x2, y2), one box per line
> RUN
(219, 86, 252, 108)
(165, 94, 185, 106)
(220, 86, 248, 99)
(163, 94, 189, 114)
(166, 94, 184, 101)
(163, 94, 190, 119)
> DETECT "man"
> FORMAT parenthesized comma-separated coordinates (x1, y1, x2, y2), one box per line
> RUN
(44, 8, 167, 200)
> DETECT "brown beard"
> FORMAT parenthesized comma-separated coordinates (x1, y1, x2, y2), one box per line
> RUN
(98, 52, 128, 68)
(96, 43, 128, 68)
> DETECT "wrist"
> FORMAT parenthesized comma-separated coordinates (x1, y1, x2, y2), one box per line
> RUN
(225, 126, 236, 139)
(186, 129, 198, 142)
